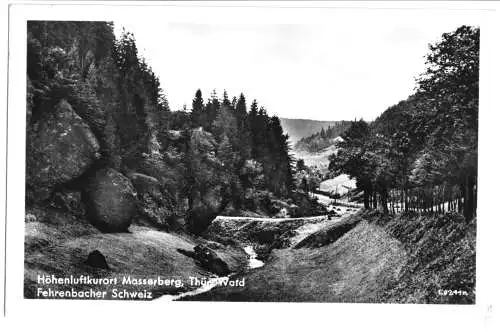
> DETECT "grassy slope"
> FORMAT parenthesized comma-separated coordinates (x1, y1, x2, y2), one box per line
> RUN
(188, 210, 475, 304)
(366, 211, 476, 304)
(290, 144, 337, 171)
(189, 213, 407, 302)
(24, 208, 247, 299)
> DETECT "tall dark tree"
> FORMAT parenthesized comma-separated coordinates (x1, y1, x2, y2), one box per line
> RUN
(234, 93, 252, 162)
(222, 89, 231, 107)
(191, 89, 205, 128)
(329, 119, 373, 208)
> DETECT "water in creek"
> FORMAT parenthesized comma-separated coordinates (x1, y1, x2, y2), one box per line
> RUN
(243, 245, 264, 269)
(159, 245, 264, 301)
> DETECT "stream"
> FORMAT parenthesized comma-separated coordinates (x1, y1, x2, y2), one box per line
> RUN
(243, 245, 264, 269)
(159, 246, 264, 301)
(159, 202, 360, 301)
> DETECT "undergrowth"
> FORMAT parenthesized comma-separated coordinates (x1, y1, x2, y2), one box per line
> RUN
(365, 210, 476, 304)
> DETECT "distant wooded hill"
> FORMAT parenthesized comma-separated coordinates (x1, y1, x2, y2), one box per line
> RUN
(294, 121, 352, 152)
(279, 118, 344, 144)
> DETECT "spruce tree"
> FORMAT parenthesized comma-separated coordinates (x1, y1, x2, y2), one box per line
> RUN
(191, 89, 204, 128)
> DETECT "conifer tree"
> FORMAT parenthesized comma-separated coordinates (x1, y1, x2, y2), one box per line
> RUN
(191, 89, 204, 128)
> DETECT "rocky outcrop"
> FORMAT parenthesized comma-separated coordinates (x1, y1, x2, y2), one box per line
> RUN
(26, 99, 100, 201)
(178, 245, 231, 276)
(128, 172, 162, 200)
(85, 168, 138, 232)
(193, 245, 230, 275)
(50, 189, 86, 217)
(128, 172, 175, 228)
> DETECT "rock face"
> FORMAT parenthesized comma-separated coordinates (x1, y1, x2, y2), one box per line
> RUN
(50, 189, 86, 217)
(26, 99, 100, 201)
(26, 76, 34, 124)
(128, 172, 174, 228)
(128, 172, 162, 200)
(85, 168, 138, 232)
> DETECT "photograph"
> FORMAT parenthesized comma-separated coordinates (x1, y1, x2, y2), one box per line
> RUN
(21, 4, 481, 305)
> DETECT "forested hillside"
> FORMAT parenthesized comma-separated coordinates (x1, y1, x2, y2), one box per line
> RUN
(329, 26, 479, 221)
(25, 21, 318, 236)
(279, 118, 342, 144)
(295, 121, 352, 152)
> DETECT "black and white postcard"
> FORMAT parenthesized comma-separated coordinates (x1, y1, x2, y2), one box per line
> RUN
(3, 1, 500, 331)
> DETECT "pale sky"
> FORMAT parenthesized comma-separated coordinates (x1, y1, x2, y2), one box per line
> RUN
(113, 6, 484, 121)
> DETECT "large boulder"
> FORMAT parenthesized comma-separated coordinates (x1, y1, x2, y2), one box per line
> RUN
(26, 99, 100, 201)
(85, 168, 138, 232)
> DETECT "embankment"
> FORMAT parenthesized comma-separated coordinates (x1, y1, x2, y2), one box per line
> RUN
(365, 210, 476, 304)
(204, 206, 356, 260)
(187, 210, 475, 303)
(24, 209, 248, 300)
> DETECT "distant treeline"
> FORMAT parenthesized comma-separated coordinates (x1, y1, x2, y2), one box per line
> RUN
(26, 21, 301, 234)
(295, 121, 352, 152)
(329, 26, 479, 221)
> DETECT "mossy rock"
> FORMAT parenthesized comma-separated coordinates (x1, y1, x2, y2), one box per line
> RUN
(85, 168, 138, 232)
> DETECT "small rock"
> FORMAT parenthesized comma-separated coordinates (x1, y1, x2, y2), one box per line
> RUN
(193, 245, 230, 276)
(85, 250, 109, 269)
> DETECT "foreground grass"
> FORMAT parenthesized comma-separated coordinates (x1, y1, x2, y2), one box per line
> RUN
(366, 210, 476, 304)
(187, 217, 407, 302)
(24, 208, 247, 300)
(188, 209, 475, 304)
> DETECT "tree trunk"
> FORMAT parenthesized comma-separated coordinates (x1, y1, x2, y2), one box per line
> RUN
(391, 190, 395, 214)
(472, 175, 477, 217)
(400, 189, 404, 213)
(380, 187, 389, 214)
(363, 189, 370, 209)
(464, 174, 475, 221)
(404, 189, 408, 211)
